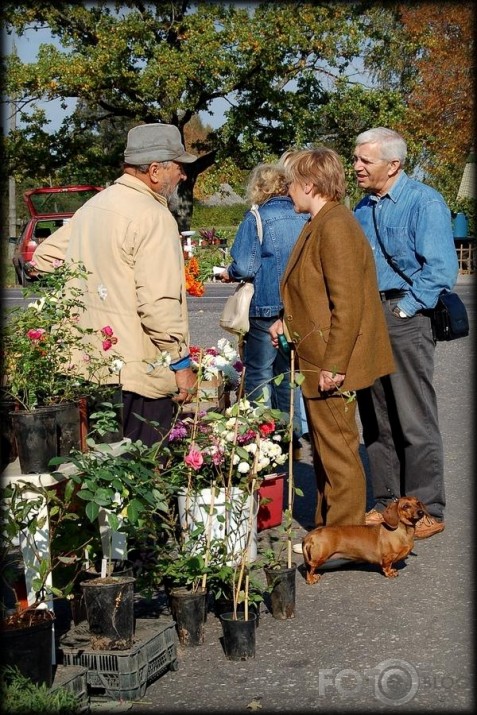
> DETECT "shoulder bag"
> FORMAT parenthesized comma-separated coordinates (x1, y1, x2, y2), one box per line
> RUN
(219, 206, 263, 335)
(372, 204, 469, 341)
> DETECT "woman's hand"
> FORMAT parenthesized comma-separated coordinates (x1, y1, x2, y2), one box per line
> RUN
(269, 319, 284, 349)
(319, 369, 345, 393)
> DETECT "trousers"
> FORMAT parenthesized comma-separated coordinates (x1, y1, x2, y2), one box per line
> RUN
(243, 317, 303, 441)
(304, 393, 366, 527)
(357, 301, 445, 519)
(122, 391, 178, 449)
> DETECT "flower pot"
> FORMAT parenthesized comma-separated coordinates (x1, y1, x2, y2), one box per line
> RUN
(80, 575, 135, 650)
(257, 473, 285, 531)
(72, 561, 134, 625)
(49, 401, 82, 456)
(10, 407, 58, 474)
(220, 611, 256, 660)
(0, 398, 18, 470)
(264, 562, 297, 620)
(169, 587, 207, 647)
(178, 487, 258, 565)
(0, 609, 55, 687)
(214, 597, 260, 627)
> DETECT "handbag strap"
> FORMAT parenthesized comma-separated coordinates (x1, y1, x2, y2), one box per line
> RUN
(250, 204, 263, 244)
(372, 202, 413, 286)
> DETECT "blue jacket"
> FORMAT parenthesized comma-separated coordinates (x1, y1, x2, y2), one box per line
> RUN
(227, 196, 308, 317)
(354, 172, 459, 316)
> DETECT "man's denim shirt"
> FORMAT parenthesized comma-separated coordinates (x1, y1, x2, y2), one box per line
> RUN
(228, 196, 307, 318)
(354, 172, 458, 316)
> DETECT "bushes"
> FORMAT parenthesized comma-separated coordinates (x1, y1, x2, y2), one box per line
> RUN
(0, 666, 81, 714)
(191, 202, 247, 229)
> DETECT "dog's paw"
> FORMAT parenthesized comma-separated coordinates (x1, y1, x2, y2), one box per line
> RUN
(382, 568, 398, 578)
(305, 574, 322, 585)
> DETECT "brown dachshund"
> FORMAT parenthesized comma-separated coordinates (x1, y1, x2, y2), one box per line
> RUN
(302, 496, 427, 584)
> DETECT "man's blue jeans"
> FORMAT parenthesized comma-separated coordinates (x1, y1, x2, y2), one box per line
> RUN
(243, 317, 303, 442)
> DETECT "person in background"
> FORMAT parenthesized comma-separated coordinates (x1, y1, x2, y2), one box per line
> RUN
(219, 163, 308, 457)
(269, 148, 395, 551)
(30, 123, 198, 447)
(353, 127, 458, 539)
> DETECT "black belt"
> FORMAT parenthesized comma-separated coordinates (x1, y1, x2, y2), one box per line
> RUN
(379, 290, 406, 301)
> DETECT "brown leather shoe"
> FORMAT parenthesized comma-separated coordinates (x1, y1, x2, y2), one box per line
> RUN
(414, 514, 445, 539)
(365, 508, 384, 525)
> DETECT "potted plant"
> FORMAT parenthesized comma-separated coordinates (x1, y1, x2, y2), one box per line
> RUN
(0, 474, 85, 686)
(261, 350, 303, 620)
(1, 260, 124, 472)
(45, 438, 174, 650)
(165, 395, 289, 567)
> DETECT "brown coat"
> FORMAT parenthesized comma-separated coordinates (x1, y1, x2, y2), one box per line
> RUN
(281, 202, 395, 397)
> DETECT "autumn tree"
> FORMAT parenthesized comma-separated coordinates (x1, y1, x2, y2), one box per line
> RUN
(3, 1, 407, 226)
(362, 2, 474, 204)
(2, 1, 473, 226)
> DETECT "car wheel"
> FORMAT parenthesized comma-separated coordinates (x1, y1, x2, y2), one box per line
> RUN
(20, 266, 30, 287)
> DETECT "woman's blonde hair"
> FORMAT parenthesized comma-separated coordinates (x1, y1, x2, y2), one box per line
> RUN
(285, 148, 346, 202)
(246, 163, 289, 206)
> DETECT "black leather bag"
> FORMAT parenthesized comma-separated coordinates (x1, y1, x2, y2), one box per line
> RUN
(431, 291, 469, 341)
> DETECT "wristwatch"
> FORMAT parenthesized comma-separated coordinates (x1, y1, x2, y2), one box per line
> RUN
(392, 306, 408, 319)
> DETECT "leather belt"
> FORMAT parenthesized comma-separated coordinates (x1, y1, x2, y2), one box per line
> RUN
(379, 290, 406, 301)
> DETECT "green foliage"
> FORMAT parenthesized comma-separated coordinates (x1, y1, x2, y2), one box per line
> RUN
(1, 260, 123, 410)
(51, 440, 173, 535)
(0, 665, 80, 714)
(191, 202, 247, 230)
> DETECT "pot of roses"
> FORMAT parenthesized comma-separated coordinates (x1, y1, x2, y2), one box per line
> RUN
(165, 389, 289, 569)
(1, 260, 124, 474)
(188, 338, 243, 412)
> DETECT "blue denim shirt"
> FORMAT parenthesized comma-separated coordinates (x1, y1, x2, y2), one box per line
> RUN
(354, 172, 458, 316)
(227, 196, 307, 317)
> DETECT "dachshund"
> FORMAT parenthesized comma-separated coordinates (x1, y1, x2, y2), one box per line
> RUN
(302, 496, 427, 584)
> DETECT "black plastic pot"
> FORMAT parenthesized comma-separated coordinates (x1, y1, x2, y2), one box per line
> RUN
(71, 561, 134, 625)
(220, 611, 257, 660)
(169, 587, 207, 647)
(50, 401, 82, 456)
(10, 407, 57, 473)
(80, 575, 135, 650)
(0, 612, 55, 686)
(0, 398, 18, 470)
(264, 562, 297, 620)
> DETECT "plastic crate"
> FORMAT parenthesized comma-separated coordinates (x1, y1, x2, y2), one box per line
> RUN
(60, 618, 178, 701)
(51, 665, 89, 712)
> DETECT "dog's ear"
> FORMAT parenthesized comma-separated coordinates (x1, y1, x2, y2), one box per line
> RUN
(382, 501, 400, 529)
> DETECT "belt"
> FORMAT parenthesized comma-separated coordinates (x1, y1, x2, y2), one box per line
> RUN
(379, 290, 406, 301)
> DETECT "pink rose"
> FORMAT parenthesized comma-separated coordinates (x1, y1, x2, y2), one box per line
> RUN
(102, 339, 113, 351)
(101, 325, 114, 337)
(184, 446, 204, 470)
(27, 328, 46, 341)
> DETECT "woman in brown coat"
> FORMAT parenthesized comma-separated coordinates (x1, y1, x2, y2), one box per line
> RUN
(269, 148, 395, 542)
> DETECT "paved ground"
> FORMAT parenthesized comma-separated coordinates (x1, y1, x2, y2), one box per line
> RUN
(95, 277, 475, 712)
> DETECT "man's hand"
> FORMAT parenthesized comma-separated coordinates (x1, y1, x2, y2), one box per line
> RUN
(173, 367, 198, 404)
